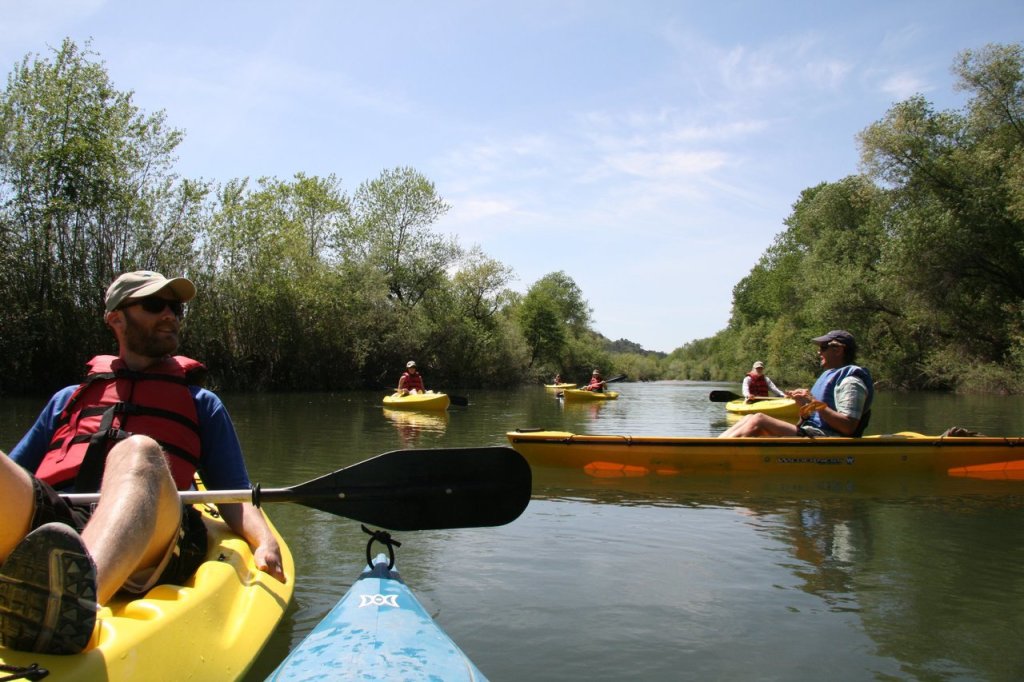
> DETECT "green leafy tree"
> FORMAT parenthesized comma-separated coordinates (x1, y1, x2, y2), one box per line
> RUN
(343, 167, 459, 307)
(190, 174, 387, 390)
(859, 43, 1024, 389)
(516, 271, 600, 377)
(0, 38, 206, 393)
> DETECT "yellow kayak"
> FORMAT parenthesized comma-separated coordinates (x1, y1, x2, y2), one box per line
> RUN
(561, 389, 619, 401)
(545, 383, 577, 390)
(506, 429, 1024, 478)
(0, 506, 294, 680)
(382, 391, 451, 411)
(725, 398, 800, 420)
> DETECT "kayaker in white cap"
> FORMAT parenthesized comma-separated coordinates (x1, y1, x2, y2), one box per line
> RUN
(720, 329, 874, 439)
(398, 360, 426, 395)
(581, 369, 607, 392)
(742, 361, 786, 401)
(0, 270, 286, 655)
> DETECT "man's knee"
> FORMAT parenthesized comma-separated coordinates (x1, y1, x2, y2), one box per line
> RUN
(105, 436, 173, 484)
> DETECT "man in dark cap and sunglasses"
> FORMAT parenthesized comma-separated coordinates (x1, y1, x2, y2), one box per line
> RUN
(0, 271, 286, 655)
(720, 329, 874, 438)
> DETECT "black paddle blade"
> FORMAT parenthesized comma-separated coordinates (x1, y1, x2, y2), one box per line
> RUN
(709, 390, 742, 402)
(448, 394, 469, 407)
(286, 446, 531, 530)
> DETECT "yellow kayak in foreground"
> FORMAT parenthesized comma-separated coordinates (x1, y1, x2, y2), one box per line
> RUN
(0, 506, 294, 680)
(506, 430, 1024, 478)
(545, 383, 577, 390)
(382, 391, 451, 411)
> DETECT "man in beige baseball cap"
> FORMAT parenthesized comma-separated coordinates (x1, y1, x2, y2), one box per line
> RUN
(0, 269, 285, 655)
(104, 270, 196, 313)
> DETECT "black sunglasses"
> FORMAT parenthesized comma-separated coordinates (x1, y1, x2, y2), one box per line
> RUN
(819, 341, 844, 351)
(120, 296, 185, 317)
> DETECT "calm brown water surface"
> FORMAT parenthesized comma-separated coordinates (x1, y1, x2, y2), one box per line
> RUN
(3, 382, 1024, 680)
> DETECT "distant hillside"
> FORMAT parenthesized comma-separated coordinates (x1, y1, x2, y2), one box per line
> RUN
(605, 337, 668, 358)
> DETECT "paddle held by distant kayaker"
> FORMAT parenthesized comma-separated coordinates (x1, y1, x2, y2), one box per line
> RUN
(719, 330, 874, 438)
(398, 360, 426, 395)
(743, 361, 786, 401)
(0, 270, 285, 656)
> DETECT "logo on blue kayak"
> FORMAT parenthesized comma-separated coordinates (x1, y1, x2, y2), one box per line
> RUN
(359, 594, 399, 608)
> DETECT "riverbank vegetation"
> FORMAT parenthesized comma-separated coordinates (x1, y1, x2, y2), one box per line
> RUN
(669, 43, 1024, 394)
(2, 40, 1022, 395)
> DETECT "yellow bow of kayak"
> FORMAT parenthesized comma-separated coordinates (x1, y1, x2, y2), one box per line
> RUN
(0, 506, 294, 680)
(725, 397, 800, 419)
(382, 391, 451, 411)
(561, 389, 619, 401)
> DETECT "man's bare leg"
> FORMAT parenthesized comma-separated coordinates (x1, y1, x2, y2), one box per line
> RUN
(81, 435, 182, 604)
(0, 452, 36, 560)
(719, 413, 801, 438)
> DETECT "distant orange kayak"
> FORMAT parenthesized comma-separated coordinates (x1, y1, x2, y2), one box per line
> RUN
(507, 430, 1024, 478)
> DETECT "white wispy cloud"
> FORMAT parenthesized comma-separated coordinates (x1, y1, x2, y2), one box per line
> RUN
(879, 71, 931, 98)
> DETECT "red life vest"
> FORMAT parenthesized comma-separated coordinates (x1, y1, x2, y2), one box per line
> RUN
(399, 371, 424, 392)
(746, 371, 769, 397)
(35, 355, 205, 491)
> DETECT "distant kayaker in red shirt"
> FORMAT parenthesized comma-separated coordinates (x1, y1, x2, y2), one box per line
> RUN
(581, 369, 607, 392)
(742, 361, 785, 401)
(398, 360, 426, 395)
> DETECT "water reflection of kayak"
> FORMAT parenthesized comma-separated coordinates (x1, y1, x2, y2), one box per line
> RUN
(527, 462, 1022, 504)
(382, 407, 450, 431)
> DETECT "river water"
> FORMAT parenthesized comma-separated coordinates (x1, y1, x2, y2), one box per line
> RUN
(3, 382, 1024, 680)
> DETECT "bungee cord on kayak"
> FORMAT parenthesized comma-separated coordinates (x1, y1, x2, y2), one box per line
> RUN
(362, 525, 402, 570)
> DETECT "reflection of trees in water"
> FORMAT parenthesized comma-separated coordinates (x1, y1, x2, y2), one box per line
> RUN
(853, 497, 1024, 681)
(530, 466, 1024, 680)
(737, 491, 1024, 681)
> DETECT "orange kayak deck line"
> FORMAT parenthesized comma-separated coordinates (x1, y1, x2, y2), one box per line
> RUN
(507, 430, 1024, 479)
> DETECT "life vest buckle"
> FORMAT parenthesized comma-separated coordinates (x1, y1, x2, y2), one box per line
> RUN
(104, 427, 133, 442)
(113, 401, 140, 416)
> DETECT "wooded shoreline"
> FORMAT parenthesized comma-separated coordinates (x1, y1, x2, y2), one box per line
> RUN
(3, 40, 1023, 396)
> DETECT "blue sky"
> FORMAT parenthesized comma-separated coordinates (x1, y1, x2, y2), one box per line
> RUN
(2, 1, 1022, 353)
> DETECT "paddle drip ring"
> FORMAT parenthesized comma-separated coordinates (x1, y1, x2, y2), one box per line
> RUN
(361, 525, 401, 569)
